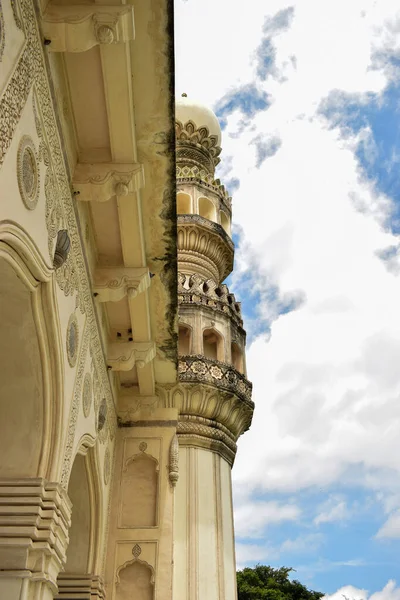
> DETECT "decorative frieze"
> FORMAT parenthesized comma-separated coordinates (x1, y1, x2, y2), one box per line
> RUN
(176, 164, 232, 211)
(93, 267, 150, 303)
(107, 341, 156, 372)
(73, 163, 144, 203)
(178, 354, 253, 406)
(42, 4, 135, 53)
(175, 119, 222, 174)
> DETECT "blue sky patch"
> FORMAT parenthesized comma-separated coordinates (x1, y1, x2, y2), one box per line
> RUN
(214, 83, 271, 130)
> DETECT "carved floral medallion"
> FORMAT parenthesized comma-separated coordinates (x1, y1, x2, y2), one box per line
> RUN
(66, 313, 79, 367)
(17, 136, 39, 210)
(82, 373, 92, 417)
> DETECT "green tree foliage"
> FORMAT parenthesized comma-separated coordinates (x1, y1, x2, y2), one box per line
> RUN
(237, 565, 324, 600)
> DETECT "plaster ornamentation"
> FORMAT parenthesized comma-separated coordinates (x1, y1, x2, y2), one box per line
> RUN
(98, 398, 108, 444)
(11, 0, 23, 30)
(176, 164, 232, 211)
(132, 544, 142, 558)
(17, 136, 40, 210)
(66, 313, 79, 367)
(0, 2, 5, 62)
(53, 229, 71, 269)
(178, 354, 252, 406)
(82, 372, 92, 417)
(104, 447, 111, 485)
(139, 441, 148, 452)
(107, 341, 156, 372)
(168, 434, 179, 487)
(175, 119, 222, 172)
(177, 215, 234, 282)
(93, 267, 150, 303)
(73, 162, 144, 202)
(42, 4, 135, 53)
(178, 271, 244, 329)
(177, 419, 237, 465)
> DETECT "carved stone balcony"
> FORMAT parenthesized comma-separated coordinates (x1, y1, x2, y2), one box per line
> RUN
(177, 214, 234, 282)
(178, 354, 253, 407)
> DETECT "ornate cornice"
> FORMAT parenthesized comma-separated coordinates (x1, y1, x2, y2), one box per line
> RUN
(178, 272, 244, 330)
(177, 214, 234, 283)
(175, 119, 222, 175)
(178, 354, 253, 408)
(176, 165, 232, 212)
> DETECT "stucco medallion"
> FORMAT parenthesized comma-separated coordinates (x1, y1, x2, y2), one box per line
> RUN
(82, 373, 92, 417)
(104, 448, 111, 485)
(17, 136, 39, 210)
(66, 313, 79, 367)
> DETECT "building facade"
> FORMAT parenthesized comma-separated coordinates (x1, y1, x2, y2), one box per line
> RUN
(0, 0, 253, 598)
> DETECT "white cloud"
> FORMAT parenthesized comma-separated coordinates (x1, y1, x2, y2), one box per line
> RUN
(376, 510, 400, 539)
(314, 498, 349, 526)
(324, 580, 400, 600)
(234, 499, 300, 538)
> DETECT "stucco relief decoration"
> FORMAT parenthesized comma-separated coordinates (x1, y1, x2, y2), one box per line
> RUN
(82, 373, 92, 417)
(132, 544, 142, 559)
(104, 447, 111, 485)
(0, 1, 5, 61)
(11, 0, 22, 29)
(66, 313, 79, 367)
(169, 435, 179, 487)
(139, 441, 147, 452)
(17, 136, 39, 210)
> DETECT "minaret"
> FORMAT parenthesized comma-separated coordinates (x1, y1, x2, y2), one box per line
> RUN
(171, 95, 254, 599)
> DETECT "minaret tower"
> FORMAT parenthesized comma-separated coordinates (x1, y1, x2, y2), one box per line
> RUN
(171, 95, 254, 599)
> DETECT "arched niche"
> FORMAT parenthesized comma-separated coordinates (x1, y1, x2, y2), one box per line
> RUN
(231, 342, 244, 374)
(116, 559, 154, 600)
(198, 196, 216, 222)
(65, 453, 91, 573)
(120, 453, 159, 528)
(177, 192, 192, 214)
(0, 226, 63, 482)
(178, 324, 192, 355)
(203, 328, 224, 362)
(220, 210, 231, 235)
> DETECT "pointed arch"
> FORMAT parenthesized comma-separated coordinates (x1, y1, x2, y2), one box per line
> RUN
(198, 196, 216, 222)
(0, 222, 64, 482)
(203, 327, 224, 362)
(178, 323, 192, 355)
(177, 192, 192, 214)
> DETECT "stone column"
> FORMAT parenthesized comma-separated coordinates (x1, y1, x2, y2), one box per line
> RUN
(173, 446, 238, 600)
(0, 478, 71, 600)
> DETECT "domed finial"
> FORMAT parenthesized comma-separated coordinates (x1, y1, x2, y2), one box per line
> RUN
(181, 92, 187, 97)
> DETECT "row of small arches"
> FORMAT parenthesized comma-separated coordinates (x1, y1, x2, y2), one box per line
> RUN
(179, 325, 244, 374)
(177, 192, 231, 235)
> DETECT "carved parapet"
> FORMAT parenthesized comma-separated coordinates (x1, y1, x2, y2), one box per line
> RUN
(73, 163, 144, 203)
(177, 215, 234, 282)
(0, 478, 71, 594)
(176, 165, 232, 211)
(178, 272, 244, 329)
(42, 4, 135, 53)
(178, 355, 253, 408)
(108, 341, 156, 372)
(93, 267, 150, 303)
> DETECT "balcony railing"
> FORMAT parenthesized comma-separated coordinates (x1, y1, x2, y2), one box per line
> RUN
(178, 354, 253, 406)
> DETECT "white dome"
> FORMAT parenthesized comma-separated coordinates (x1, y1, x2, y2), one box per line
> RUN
(176, 95, 222, 146)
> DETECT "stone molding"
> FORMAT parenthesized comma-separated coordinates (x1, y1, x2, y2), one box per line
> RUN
(177, 415, 237, 465)
(178, 354, 253, 407)
(175, 119, 222, 174)
(107, 341, 156, 372)
(178, 272, 244, 329)
(73, 162, 145, 203)
(177, 214, 234, 283)
(42, 4, 135, 53)
(93, 267, 150, 303)
(0, 478, 71, 594)
(176, 165, 232, 211)
(56, 573, 105, 599)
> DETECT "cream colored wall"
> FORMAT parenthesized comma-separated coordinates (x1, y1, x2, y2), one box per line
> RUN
(178, 182, 232, 234)
(173, 447, 237, 600)
(104, 411, 177, 600)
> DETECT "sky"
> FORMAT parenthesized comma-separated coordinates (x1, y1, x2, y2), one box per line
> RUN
(175, 0, 400, 596)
